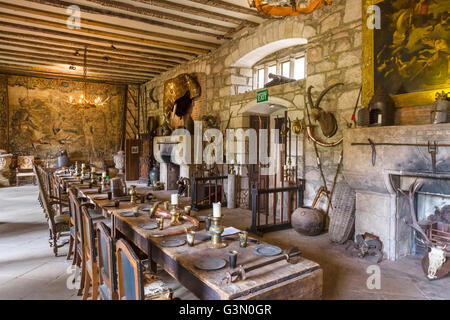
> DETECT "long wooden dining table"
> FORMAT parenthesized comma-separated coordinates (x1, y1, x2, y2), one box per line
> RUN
(58, 173, 323, 300)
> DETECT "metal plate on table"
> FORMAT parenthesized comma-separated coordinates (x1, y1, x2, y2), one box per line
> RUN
(138, 222, 158, 230)
(160, 239, 186, 247)
(253, 244, 282, 257)
(138, 206, 152, 212)
(103, 202, 116, 208)
(195, 216, 209, 222)
(92, 195, 108, 200)
(119, 211, 137, 218)
(194, 257, 226, 271)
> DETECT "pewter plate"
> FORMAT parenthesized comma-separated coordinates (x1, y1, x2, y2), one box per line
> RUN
(160, 239, 186, 247)
(92, 195, 108, 200)
(194, 257, 226, 271)
(253, 245, 282, 257)
(103, 202, 116, 208)
(119, 211, 137, 218)
(195, 233, 211, 241)
(195, 216, 208, 222)
(139, 206, 152, 212)
(138, 222, 158, 230)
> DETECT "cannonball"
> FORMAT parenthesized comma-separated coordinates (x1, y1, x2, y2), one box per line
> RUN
(291, 207, 324, 236)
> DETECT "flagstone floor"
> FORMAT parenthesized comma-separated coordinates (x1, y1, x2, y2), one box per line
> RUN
(1, 185, 449, 300)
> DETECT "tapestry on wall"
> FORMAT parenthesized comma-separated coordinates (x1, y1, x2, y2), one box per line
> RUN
(0, 76, 8, 151)
(7, 76, 124, 162)
(374, 0, 449, 95)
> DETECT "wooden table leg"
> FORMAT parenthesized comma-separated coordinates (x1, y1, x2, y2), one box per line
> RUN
(148, 242, 158, 273)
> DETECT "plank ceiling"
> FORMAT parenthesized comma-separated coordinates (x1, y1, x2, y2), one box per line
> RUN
(0, 0, 264, 84)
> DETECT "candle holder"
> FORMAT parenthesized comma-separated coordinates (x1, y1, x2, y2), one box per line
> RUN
(169, 204, 182, 226)
(149, 201, 161, 218)
(129, 185, 137, 205)
(208, 216, 227, 249)
(90, 170, 96, 185)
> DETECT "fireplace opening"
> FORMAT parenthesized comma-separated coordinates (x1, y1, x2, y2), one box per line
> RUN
(413, 192, 450, 256)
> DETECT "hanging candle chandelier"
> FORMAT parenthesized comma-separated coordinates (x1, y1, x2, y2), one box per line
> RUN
(68, 46, 108, 109)
(248, 0, 332, 17)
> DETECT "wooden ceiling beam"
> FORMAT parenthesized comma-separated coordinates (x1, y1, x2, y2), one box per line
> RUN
(0, 21, 196, 59)
(24, 0, 222, 38)
(186, 0, 261, 17)
(0, 63, 149, 84)
(0, 43, 171, 70)
(85, 0, 233, 33)
(131, 0, 258, 26)
(0, 66, 145, 85)
(0, 2, 219, 49)
(0, 51, 160, 77)
(0, 56, 155, 80)
(0, 12, 210, 55)
(0, 30, 186, 64)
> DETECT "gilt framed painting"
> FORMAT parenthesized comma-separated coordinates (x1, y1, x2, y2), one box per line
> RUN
(362, 0, 450, 107)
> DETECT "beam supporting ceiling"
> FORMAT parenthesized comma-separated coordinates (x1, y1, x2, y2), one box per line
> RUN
(0, 0, 263, 83)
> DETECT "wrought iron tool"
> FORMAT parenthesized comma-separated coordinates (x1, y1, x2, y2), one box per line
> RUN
(368, 138, 376, 166)
(221, 247, 302, 284)
(427, 141, 437, 173)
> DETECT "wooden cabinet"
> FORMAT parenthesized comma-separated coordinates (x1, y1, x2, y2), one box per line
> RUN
(125, 139, 140, 181)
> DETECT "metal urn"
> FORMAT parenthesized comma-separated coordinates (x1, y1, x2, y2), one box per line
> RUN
(57, 150, 69, 168)
(368, 86, 395, 126)
(431, 91, 449, 124)
(291, 207, 324, 236)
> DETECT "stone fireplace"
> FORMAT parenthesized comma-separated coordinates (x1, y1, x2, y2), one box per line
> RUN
(343, 123, 450, 261)
(154, 134, 190, 191)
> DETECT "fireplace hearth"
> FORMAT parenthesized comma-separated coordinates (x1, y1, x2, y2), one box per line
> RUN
(343, 123, 450, 261)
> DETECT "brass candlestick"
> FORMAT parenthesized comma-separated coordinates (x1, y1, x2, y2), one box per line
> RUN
(208, 216, 227, 249)
(129, 185, 137, 205)
(169, 204, 182, 226)
(90, 170, 96, 185)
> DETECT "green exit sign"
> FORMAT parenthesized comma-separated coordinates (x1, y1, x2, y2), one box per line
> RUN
(257, 89, 268, 103)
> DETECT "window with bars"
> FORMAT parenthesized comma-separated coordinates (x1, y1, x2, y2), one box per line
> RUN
(254, 54, 306, 89)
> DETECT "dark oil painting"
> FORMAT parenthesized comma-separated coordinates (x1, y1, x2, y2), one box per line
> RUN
(374, 0, 449, 95)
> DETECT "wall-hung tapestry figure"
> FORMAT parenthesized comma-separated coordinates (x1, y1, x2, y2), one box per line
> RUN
(374, 0, 449, 95)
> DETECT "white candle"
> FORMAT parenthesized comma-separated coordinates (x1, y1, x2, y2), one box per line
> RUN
(102, 172, 107, 178)
(81, 163, 86, 169)
(171, 193, 178, 205)
(213, 202, 221, 218)
(91, 167, 96, 173)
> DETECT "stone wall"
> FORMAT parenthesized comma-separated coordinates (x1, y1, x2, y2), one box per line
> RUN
(0, 75, 8, 151)
(140, 0, 363, 207)
(1, 75, 129, 164)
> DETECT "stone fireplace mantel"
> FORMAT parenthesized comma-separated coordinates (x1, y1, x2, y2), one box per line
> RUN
(342, 123, 450, 260)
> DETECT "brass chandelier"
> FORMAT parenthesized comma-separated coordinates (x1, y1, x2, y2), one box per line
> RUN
(68, 46, 108, 109)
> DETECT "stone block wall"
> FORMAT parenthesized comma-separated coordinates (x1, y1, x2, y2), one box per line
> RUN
(141, 0, 363, 207)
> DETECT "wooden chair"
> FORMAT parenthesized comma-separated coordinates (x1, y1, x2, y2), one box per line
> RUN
(16, 156, 36, 186)
(81, 206, 100, 300)
(115, 239, 173, 300)
(66, 188, 80, 262)
(70, 188, 109, 296)
(96, 222, 118, 300)
(33, 163, 70, 256)
(50, 174, 69, 216)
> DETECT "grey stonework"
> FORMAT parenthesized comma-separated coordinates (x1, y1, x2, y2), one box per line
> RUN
(141, 0, 362, 208)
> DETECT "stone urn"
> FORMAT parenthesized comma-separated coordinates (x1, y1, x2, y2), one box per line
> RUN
(291, 207, 324, 236)
(0, 150, 13, 187)
(113, 150, 125, 175)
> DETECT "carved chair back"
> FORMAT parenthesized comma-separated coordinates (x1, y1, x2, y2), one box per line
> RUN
(96, 222, 117, 300)
(115, 238, 144, 300)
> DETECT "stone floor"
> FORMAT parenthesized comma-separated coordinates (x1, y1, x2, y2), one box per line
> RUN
(1, 185, 449, 300)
